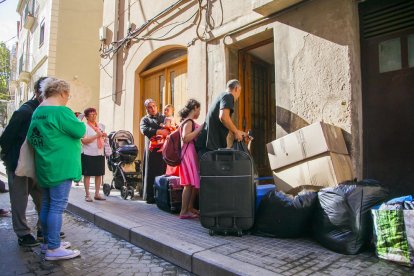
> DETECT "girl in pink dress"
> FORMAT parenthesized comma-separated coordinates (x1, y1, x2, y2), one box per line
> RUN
(178, 99, 204, 219)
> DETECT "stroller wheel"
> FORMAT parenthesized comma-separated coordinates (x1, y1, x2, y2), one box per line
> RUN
(128, 186, 134, 199)
(120, 186, 128, 200)
(103, 183, 111, 196)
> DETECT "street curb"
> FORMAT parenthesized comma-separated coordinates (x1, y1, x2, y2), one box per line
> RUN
(130, 226, 203, 272)
(193, 250, 280, 276)
(67, 201, 274, 276)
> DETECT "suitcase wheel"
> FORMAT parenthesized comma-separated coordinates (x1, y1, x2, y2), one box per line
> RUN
(208, 229, 215, 236)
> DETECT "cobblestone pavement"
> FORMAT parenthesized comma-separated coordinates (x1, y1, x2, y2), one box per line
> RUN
(0, 192, 192, 276)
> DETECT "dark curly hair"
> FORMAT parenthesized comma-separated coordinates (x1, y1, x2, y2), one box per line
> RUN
(178, 99, 200, 122)
(84, 107, 97, 117)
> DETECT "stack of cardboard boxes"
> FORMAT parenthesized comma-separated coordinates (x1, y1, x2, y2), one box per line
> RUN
(266, 122, 354, 192)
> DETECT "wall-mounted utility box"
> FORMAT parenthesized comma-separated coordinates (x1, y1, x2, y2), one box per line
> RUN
(99, 26, 107, 41)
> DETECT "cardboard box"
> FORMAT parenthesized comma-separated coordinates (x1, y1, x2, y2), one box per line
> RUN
(273, 153, 354, 192)
(267, 122, 348, 171)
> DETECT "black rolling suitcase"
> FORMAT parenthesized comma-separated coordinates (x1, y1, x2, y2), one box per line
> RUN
(154, 175, 182, 213)
(199, 147, 255, 236)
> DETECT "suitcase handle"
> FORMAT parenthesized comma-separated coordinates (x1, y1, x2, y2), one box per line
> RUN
(232, 141, 248, 152)
(217, 148, 234, 151)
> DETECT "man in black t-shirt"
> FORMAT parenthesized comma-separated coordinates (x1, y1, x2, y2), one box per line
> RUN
(201, 79, 247, 151)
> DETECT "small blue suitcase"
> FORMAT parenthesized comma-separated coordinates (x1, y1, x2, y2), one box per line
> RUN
(154, 175, 182, 213)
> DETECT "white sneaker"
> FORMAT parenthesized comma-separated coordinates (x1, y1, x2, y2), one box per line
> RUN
(41, 241, 71, 254)
(45, 246, 80, 261)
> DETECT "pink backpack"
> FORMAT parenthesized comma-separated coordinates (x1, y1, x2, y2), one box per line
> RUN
(162, 119, 194, 166)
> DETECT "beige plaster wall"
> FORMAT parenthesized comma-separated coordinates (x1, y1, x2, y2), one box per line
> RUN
(99, 0, 362, 177)
(99, 0, 207, 153)
(205, 0, 362, 178)
(272, 0, 362, 177)
(54, 0, 103, 114)
(99, 0, 117, 133)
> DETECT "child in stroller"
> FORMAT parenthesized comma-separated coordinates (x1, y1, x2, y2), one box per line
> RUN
(103, 130, 143, 200)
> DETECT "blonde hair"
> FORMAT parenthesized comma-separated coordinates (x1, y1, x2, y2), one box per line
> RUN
(164, 104, 174, 111)
(41, 77, 70, 99)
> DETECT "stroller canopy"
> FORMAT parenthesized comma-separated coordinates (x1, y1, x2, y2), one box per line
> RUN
(109, 130, 134, 151)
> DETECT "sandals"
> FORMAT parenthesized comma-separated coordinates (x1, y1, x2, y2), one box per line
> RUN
(179, 213, 199, 219)
(85, 195, 106, 201)
(190, 209, 200, 215)
(94, 195, 106, 201)
(85, 195, 93, 202)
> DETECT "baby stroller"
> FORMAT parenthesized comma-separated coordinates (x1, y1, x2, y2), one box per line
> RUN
(103, 130, 143, 200)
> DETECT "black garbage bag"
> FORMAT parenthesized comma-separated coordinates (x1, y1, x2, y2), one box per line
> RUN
(313, 179, 389, 255)
(253, 190, 317, 238)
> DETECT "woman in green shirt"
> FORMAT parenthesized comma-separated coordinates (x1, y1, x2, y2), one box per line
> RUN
(27, 78, 86, 261)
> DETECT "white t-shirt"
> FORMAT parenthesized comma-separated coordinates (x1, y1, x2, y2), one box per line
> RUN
(82, 122, 105, 156)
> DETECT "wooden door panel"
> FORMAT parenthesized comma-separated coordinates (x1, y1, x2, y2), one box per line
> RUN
(239, 52, 275, 177)
(143, 73, 162, 112)
(140, 72, 163, 157)
(167, 62, 187, 122)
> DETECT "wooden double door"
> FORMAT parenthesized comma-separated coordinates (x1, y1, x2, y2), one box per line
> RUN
(139, 56, 187, 158)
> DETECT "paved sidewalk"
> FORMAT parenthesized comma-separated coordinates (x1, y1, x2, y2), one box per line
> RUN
(0, 179, 191, 276)
(66, 184, 412, 276)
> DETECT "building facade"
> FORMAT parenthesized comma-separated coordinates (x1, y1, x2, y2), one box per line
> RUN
(99, 0, 413, 195)
(11, 0, 103, 113)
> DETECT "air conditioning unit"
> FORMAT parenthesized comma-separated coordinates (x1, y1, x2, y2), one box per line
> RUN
(99, 26, 107, 41)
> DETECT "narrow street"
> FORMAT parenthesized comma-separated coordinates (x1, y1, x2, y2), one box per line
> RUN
(0, 184, 192, 276)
